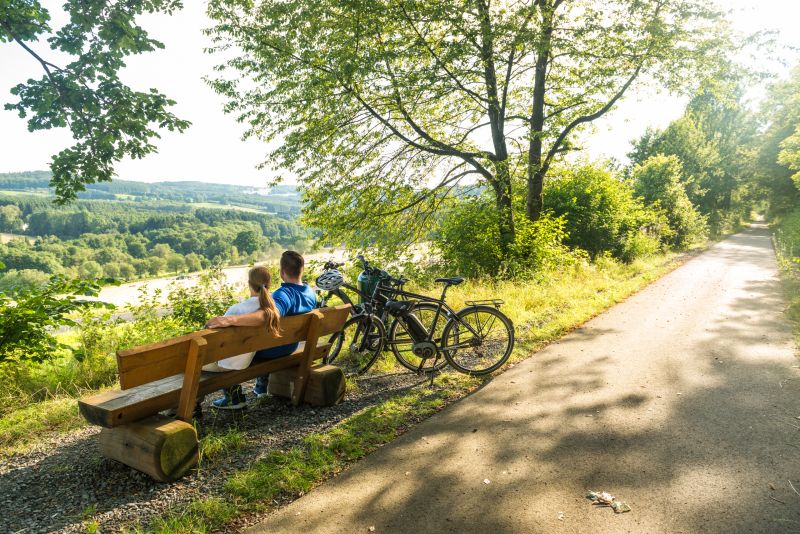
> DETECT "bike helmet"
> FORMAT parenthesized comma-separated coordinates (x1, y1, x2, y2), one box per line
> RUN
(316, 269, 344, 291)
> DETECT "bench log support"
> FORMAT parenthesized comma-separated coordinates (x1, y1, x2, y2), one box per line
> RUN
(177, 338, 207, 422)
(98, 415, 198, 482)
(291, 310, 323, 406)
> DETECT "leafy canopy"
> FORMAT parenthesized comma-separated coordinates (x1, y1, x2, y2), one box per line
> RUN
(207, 0, 731, 256)
(1, 0, 190, 203)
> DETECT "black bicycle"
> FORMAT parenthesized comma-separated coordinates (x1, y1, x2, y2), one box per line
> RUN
(317, 257, 515, 376)
(317, 256, 436, 375)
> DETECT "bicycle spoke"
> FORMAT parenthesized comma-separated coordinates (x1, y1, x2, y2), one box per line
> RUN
(443, 307, 513, 375)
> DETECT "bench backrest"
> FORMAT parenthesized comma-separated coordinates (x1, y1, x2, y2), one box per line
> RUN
(116, 305, 350, 389)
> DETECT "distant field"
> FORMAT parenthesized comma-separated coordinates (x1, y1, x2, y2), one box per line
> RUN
(192, 202, 266, 213)
(0, 232, 32, 244)
(0, 189, 49, 197)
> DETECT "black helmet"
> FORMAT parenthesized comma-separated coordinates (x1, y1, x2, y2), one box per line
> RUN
(316, 269, 344, 291)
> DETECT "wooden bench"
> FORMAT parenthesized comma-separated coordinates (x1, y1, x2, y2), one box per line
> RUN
(78, 305, 350, 481)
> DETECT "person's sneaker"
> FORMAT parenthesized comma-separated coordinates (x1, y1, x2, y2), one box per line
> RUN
(253, 375, 270, 399)
(211, 386, 247, 410)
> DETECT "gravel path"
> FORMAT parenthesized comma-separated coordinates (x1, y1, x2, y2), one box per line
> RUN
(0, 371, 429, 533)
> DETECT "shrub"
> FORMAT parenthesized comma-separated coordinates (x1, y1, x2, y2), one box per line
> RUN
(545, 163, 665, 260)
(167, 266, 238, 329)
(432, 196, 504, 278)
(507, 214, 583, 278)
(0, 276, 111, 365)
(0, 268, 50, 292)
(632, 155, 707, 248)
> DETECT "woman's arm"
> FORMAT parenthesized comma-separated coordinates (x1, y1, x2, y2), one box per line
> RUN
(205, 310, 266, 328)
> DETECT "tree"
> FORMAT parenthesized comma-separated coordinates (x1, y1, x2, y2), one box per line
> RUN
(147, 256, 167, 275)
(233, 229, 261, 255)
(779, 129, 800, 185)
(632, 155, 706, 248)
(630, 75, 759, 231)
(78, 260, 103, 279)
(0, 276, 111, 364)
(118, 263, 136, 280)
(208, 0, 730, 255)
(151, 243, 172, 258)
(184, 252, 203, 272)
(0, 268, 50, 292)
(0, 205, 23, 232)
(1, 0, 190, 202)
(757, 66, 800, 213)
(166, 253, 186, 274)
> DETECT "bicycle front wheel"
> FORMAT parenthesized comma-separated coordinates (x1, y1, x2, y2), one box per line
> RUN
(441, 306, 514, 376)
(327, 314, 385, 376)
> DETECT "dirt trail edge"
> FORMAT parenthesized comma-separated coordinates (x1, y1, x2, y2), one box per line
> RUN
(249, 225, 800, 534)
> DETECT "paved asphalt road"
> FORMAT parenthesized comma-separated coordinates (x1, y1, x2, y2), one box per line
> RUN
(249, 225, 800, 534)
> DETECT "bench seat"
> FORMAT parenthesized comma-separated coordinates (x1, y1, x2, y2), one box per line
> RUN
(79, 340, 331, 428)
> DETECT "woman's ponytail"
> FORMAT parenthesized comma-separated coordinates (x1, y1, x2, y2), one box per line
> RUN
(258, 285, 281, 337)
(249, 266, 281, 337)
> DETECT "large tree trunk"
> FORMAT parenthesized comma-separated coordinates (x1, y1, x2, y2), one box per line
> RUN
(527, 165, 546, 222)
(493, 161, 515, 254)
(526, 2, 554, 222)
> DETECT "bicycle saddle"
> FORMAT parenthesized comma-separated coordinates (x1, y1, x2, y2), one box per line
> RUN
(435, 276, 465, 286)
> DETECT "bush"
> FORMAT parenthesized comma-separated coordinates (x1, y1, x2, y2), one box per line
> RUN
(433, 196, 504, 278)
(774, 207, 800, 267)
(545, 163, 665, 260)
(0, 276, 111, 365)
(432, 195, 581, 279)
(0, 268, 50, 292)
(167, 266, 238, 329)
(507, 214, 583, 278)
(632, 155, 707, 248)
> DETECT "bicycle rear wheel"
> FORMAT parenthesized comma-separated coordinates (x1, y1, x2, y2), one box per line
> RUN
(326, 314, 385, 376)
(441, 306, 514, 376)
(387, 302, 449, 373)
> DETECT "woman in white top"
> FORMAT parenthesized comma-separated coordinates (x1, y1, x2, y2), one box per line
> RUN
(203, 266, 281, 408)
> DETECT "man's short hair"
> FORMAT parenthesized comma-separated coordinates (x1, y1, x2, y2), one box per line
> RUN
(280, 250, 304, 279)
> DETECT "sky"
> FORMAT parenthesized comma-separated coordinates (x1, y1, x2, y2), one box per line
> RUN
(0, 1, 799, 187)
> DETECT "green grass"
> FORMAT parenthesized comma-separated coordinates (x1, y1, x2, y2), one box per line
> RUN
(0, 396, 87, 455)
(773, 210, 800, 342)
(135, 498, 237, 534)
(199, 427, 247, 464)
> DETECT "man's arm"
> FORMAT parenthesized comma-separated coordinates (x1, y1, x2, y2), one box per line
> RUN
(205, 310, 266, 329)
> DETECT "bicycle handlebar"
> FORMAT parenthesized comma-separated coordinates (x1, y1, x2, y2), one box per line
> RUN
(323, 260, 345, 270)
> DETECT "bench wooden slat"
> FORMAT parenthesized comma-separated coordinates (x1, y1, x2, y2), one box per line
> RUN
(79, 341, 332, 427)
(116, 305, 350, 389)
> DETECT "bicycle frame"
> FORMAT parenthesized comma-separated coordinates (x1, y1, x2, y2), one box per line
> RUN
(376, 284, 485, 351)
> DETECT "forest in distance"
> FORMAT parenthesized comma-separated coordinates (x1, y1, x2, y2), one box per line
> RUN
(0, 172, 307, 290)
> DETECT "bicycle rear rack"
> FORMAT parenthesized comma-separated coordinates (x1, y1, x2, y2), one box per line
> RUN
(464, 299, 505, 309)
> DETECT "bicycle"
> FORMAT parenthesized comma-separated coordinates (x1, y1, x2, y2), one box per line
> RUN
(317, 256, 438, 375)
(317, 257, 515, 376)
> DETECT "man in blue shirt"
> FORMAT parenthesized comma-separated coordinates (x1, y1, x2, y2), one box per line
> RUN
(205, 251, 317, 409)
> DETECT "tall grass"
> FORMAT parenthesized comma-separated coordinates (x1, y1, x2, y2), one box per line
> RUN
(773, 208, 800, 332)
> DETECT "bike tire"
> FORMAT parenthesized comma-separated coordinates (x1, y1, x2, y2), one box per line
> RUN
(321, 289, 356, 364)
(441, 305, 514, 376)
(326, 314, 385, 376)
(387, 302, 449, 374)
